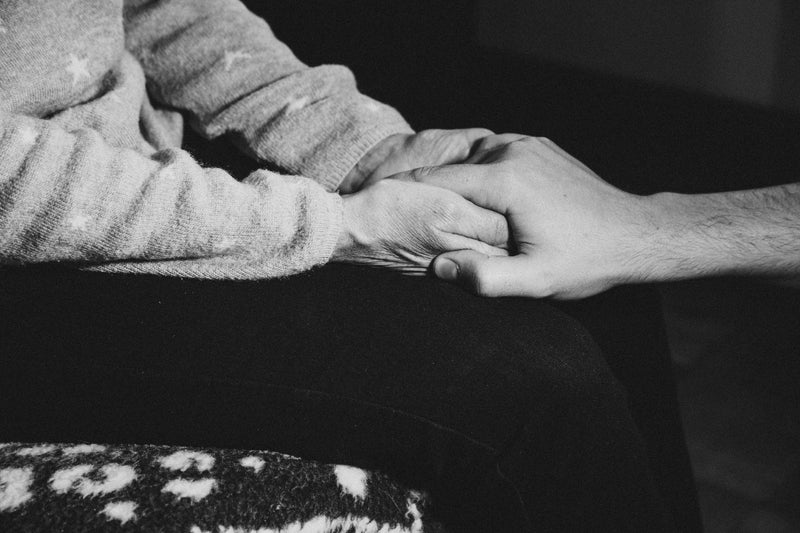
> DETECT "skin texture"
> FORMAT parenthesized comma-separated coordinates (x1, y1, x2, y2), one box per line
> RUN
(644, 185, 800, 281)
(333, 128, 511, 273)
(393, 136, 800, 299)
(338, 129, 493, 193)
(332, 179, 508, 274)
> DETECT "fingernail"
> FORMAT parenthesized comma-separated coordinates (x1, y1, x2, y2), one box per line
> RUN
(434, 258, 458, 281)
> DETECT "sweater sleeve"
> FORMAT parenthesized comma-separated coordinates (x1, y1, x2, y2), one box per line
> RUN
(122, 0, 414, 192)
(0, 113, 342, 279)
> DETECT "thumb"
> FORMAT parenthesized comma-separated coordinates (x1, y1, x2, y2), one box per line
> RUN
(433, 251, 530, 297)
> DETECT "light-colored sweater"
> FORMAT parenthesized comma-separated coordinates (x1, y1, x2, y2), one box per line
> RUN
(0, 0, 413, 278)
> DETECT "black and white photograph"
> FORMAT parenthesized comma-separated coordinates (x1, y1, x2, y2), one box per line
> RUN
(1, 1, 798, 531)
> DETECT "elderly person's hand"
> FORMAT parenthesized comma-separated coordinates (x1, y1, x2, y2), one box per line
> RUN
(338, 129, 493, 193)
(396, 136, 655, 298)
(331, 178, 509, 273)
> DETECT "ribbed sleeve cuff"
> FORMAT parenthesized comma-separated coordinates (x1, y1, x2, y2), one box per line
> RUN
(301, 188, 343, 268)
(253, 96, 414, 192)
(291, 99, 415, 192)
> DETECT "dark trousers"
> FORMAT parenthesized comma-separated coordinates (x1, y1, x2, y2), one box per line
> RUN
(0, 265, 701, 532)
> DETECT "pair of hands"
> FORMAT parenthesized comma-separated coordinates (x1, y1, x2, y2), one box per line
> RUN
(334, 130, 651, 299)
(333, 129, 508, 275)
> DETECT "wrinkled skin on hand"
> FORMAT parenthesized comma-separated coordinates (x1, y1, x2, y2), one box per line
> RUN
(338, 128, 493, 194)
(332, 179, 509, 274)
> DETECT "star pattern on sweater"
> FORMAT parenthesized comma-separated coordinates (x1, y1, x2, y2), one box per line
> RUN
(18, 126, 39, 147)
(215, 237, 237, 253)
(284, 96, 309, 114)
(68, 214, 92, 231)
(223, 49, 252, 72)
(66, 54, 91, 87)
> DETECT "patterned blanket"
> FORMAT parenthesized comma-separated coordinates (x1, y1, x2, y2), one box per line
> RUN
(0, 442, 442, 533)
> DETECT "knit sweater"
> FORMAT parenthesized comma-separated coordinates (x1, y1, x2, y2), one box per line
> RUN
(0, 0, 413, 278)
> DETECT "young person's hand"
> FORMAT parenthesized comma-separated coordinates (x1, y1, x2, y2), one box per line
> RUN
(401, 136, 800, 298)
(396, 136, 655, 298)
(332, 179, 509, 274)
(338, 129, 493, 193)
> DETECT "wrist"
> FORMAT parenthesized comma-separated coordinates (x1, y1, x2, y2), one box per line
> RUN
(331, 194, 362, 262)
(339, 133, 410, 193)
(632, 191, 711, 283)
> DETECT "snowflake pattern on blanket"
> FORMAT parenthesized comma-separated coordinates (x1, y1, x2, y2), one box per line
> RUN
(0, 442, 437, 533)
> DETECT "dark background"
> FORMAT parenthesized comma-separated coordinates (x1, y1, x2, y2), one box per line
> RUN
(241, 2, 800, 531)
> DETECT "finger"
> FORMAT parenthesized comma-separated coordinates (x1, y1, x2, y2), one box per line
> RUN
(454, 127, 495, 144)
(396, 165, 508, 214)
(467, 133, 529, 163)
(447, 200, 509, 246)
(534, 137, 598, 176)
(434, 128, 495, 164)
(432, 251, 539, 297)
(444, 234, 509, 258)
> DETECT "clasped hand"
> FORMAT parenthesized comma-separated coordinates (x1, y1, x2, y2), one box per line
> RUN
(400, 136, 656, 299)
(332, 128, 510, 275)
(335, 131, 654, 299)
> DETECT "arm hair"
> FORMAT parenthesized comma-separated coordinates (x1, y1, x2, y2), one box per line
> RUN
(641, 183, 800, 281)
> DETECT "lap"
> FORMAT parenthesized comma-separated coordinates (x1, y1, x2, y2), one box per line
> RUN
(0, 264, 696, 530)
(0, 264, 613, 442)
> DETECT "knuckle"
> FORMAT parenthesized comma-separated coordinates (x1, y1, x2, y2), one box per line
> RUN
(434, 199, 460, 221)
(535, 136, 561, 151)
(471, 127, 494, 138)
(472, 135, 492, 153)
(452, 136, 472, 157)
(505, 139, 528, 155)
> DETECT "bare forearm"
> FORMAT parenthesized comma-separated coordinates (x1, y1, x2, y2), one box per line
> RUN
(413, 136, 799, 299)
(640, 183, 800, 281)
